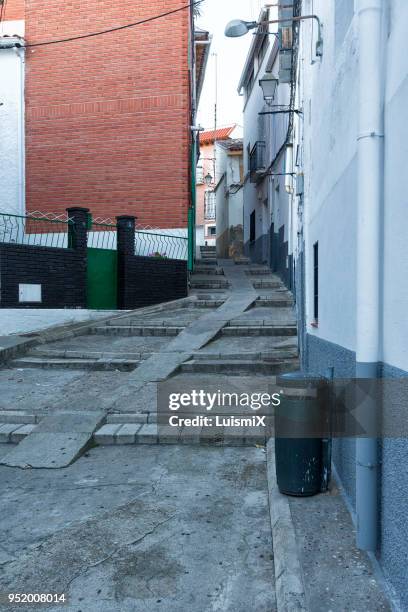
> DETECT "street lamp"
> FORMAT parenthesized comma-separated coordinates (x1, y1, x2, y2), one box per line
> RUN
(259, 74, 279, 103)
(204, 172, 213, 186)
(224, 20, 258, 38)
(225, 14, 323, 57)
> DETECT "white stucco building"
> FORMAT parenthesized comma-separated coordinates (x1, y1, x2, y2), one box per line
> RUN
(0, 18, 25, 216)
(237, 1, 408, 607)
(239, 8, 294, 286)
(214, 138, 244, 258)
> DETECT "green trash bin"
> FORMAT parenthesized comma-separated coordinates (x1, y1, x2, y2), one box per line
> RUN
(275, 372, 329, 497)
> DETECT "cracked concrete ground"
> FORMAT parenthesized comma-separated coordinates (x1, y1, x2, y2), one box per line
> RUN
(0, 445, 275, 612)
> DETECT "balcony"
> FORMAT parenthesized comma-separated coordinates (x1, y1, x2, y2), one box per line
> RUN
(249, 141, 266, 183)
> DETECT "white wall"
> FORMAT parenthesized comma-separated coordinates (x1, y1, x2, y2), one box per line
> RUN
(295, 0, 358, 350)
(242, 40, 273, 247)
(0, 22, 25, 216)
(382, 0, 408, 372)
(296, 0, 408, 370)
(216, 144, 244, 248)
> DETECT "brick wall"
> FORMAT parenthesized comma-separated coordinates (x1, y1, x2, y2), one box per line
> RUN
(119, 255, 188, 309)
(25, 1, 191, 228)
(0, 244, 86, 308)
(1, 0, 24, 21)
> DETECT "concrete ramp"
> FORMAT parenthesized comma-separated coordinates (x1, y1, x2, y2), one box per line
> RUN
(0, 412, 104, 469)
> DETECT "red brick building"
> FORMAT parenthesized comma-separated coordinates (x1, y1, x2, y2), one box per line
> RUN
(3, 1, 209, 229)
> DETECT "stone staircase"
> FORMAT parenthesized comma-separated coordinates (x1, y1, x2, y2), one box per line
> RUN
(0, 259, 299, 455)
(199, 245, 217, 263)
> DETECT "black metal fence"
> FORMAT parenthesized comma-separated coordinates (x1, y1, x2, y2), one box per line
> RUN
(0, 212, 188, 260)
(87, 220, 117, 250)
(135, 230, 188, 260)
(0, 212, 72, 248)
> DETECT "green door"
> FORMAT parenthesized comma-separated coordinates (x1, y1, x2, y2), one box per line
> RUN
(87, 248, 117, 309)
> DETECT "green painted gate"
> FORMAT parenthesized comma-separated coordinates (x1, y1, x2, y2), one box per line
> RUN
(87, 248, 117, 310)
(86, 218, 118, 310)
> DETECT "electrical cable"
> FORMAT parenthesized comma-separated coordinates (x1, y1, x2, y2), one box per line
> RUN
(0, 0, 203, 49)
(263, 0, 301, 177)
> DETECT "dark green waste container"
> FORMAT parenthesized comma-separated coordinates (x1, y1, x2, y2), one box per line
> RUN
(275, 372, 329, 497)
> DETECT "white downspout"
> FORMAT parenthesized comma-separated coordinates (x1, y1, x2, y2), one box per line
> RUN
(355, 0, 385, 552)
(17, 46, 25, 215)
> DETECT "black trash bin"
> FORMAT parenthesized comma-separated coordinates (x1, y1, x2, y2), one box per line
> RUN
(275, 371, 329, 497)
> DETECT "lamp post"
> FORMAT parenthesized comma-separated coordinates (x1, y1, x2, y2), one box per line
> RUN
(225, 15, 323, 57)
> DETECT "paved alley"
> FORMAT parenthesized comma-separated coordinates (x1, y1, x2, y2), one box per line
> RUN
(0, 258, 390, 611)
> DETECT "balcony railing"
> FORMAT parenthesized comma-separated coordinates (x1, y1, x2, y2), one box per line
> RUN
(250, 141, 266, 182)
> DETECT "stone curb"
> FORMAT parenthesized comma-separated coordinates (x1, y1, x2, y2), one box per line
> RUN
(266, 438, 308, 612)
(0, 423, 36, 444)
(92, 422, 268, 448)
(0, 411, 39, 424)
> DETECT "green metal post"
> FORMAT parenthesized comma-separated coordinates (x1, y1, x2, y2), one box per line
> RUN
(188, 136, 197, 272)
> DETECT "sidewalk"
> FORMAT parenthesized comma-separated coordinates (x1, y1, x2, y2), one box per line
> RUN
(0, 309, 118, 337)
(266, 440, 391, 612)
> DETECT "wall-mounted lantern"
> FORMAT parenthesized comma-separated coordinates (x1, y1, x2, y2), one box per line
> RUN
(204, 172, 213, 187)
(259, 74, 279, 103)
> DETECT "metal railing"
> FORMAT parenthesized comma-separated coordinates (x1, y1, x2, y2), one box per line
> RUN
(87, 221, 117, 250)
(250, 141, 267, 182)
(135, 230, 188, 261)
(0, 212, 72, 248)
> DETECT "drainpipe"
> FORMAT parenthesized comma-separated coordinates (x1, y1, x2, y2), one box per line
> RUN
(355, 0, 385, 552)
(18, 46, 25, 216)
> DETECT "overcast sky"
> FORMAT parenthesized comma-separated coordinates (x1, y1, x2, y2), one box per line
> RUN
(196, 0, 264, 130)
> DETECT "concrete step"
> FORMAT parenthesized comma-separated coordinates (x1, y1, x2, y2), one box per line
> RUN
(193, 267, 224, 275)
(0, 411, 39, 425)
(192, 300, 225, 308)
(254, 298, 294, 307)
(234, 257, 251, 265)
(246, 268, 274, 276)
(0, 412, 105, 469)
(0, 423, 37, 444)
(192, 350, 298, 361)
(190, 281, 229, 289)
(89, 325, 183, 336)
(195, 259, 218, 266)
(93, 422, 269, 447)
(108, 319, 194, 327)
(190, 291, 227, 297)
(222, 325, 297, 337)
(29, 348, 152, 361)
(179, 358, 299, 375)
(252, 281, 284, 289)
(11, 357, 140, 371)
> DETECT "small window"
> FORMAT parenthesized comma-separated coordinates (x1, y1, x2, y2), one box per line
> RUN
(250, 211, 256, 243)
(313, 242, 319, 321)
(196, 164, 204, 184)
(209, 227, 216, 236)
